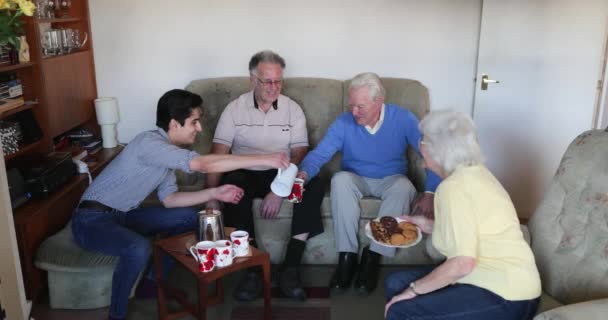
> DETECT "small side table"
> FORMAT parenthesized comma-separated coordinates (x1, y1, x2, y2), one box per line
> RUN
(154, 232, 271, 320)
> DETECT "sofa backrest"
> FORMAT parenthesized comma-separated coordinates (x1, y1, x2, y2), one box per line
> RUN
(528, 130, 608, 304)
(185, 77, 429, 187)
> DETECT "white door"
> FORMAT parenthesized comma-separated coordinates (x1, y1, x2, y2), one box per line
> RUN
(473, 0, 608, 218)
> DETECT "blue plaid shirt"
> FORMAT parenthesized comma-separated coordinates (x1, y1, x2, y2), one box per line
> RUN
(81, 128, 198, 212)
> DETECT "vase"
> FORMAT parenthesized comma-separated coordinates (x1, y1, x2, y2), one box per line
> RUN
(18, 36, 30, 63)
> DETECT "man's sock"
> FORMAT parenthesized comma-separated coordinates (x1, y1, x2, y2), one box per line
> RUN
(282, 238, 306, 268)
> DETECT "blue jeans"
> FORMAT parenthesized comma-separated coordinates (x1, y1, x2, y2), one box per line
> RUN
(71, 206, 197, 319)
(384, 266, 540, 320)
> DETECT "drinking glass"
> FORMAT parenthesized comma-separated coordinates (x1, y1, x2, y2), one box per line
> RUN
(45, 0, 55, 18)
(35, 0, 47, 19)
(59, 0, 71, 17)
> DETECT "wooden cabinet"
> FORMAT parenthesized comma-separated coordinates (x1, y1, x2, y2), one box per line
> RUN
(1, 0, 101, 299)
(1, 0, 97, 161)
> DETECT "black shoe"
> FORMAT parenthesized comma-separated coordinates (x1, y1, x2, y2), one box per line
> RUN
(279, 266, 306, 301)
(353, 246, 381, 294)
(329, 252, 358, 290)
(234, 270, 263, 301)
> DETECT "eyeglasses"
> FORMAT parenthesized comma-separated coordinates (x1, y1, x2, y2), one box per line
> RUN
(255, 77, 283, 87)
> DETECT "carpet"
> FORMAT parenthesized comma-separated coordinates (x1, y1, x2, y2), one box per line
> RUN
(231, 306, 331, 320)
(271, 287, 330, 299)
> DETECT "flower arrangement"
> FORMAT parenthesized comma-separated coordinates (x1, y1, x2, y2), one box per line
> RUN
(0, 0, 36, 50)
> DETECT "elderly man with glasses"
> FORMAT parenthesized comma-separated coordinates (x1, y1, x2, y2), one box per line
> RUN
(206, 50, 324, 302)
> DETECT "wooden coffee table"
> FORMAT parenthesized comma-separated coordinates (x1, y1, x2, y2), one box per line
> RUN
(153, 232, 271, 320)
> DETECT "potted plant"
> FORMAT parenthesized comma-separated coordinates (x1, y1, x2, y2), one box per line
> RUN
(0, 0, 36, 63)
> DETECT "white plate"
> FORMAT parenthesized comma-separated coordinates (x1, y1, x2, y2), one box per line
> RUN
(365, 217, 423, 248)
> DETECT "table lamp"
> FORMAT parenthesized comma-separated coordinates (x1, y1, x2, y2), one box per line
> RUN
(94, 97, 120, 148)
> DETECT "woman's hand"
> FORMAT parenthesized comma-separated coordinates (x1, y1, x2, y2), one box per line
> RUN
(399, 214, 434, 234)
(213, 184, 244, 204)
(384, 288, 417, 319)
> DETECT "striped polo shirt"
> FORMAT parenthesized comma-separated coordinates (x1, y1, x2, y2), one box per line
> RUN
(213, 90, 308, 170)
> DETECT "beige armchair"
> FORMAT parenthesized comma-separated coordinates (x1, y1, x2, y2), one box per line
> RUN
(526, 129, 608, 319)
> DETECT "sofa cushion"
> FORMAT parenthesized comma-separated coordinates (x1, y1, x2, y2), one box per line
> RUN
(251, 196, 435, 265)
(35, 223, 118, 272)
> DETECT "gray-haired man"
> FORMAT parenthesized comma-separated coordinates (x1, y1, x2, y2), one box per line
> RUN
(298, 72, 441, 294)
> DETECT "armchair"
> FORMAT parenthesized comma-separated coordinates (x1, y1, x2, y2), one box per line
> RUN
(526, 129, 608, 319)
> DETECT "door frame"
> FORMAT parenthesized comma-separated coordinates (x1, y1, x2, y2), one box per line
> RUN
(594, 15, 608, 129)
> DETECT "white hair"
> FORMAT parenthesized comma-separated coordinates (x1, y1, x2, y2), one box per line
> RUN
(349, 72, 386, 101)
(419, 110, 484, 175)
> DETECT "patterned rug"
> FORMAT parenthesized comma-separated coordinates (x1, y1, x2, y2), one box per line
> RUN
(231, 306, 331, 320)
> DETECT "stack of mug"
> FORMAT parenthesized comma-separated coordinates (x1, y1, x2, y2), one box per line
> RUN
(189, 230, 250, 273)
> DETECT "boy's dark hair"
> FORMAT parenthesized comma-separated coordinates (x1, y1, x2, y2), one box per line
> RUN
(156, 89, 203, 131)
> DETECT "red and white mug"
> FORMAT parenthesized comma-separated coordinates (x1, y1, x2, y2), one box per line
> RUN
(189, 241, 216, 273)
(230, 230, 250, 257)
(214, 240, 235, 267)
(287, 178, 305, 203)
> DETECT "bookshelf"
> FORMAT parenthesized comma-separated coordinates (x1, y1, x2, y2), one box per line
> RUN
(1, 0, 100, 299)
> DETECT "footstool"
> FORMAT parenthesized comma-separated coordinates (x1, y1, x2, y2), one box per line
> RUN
(34, 222, 141, 309)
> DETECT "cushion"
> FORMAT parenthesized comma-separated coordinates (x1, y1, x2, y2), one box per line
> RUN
(35, 222, 118, 272)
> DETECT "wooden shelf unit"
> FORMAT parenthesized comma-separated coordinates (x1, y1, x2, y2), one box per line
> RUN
(1, 0, 97, 162)
(2, 0, 100, 300)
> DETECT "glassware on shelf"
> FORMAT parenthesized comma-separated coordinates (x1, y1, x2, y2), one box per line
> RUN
(35, 0, 47, 19)
(45, 0, 56, 18)
(41, 28, 87, 57)
(59, 0, 71, 18)
(41, 30, 56, 56)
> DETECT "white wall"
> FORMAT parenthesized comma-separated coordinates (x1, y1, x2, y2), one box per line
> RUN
(89, 0, 482, 142)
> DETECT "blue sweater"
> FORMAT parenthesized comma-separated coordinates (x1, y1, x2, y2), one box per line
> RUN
(300, 104, 441, 191)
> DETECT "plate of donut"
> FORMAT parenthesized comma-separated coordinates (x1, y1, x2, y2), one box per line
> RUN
(365, 216, 422, 248)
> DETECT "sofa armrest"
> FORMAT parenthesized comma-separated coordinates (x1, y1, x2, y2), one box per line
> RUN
(534, 298, 608, 320)
(406, 147, 425, 192)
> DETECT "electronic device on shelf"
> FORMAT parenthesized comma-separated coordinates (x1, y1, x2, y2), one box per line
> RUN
(7, 167, 30, 210)
(18, 151, 76, 198)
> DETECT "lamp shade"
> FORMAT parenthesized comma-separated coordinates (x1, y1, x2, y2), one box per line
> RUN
(94, 97, 120, 125)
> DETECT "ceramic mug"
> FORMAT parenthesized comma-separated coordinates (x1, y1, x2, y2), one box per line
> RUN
(214, 240, 235, 267)
(189, 241, 216, 273)
(271, 163, 298, 197)
(230, 230, 250, 257)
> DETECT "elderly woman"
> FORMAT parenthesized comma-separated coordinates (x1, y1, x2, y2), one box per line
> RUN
(384, 110, 541, 320)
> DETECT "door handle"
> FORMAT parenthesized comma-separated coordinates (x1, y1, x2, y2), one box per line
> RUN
(481, 74, 500, 90)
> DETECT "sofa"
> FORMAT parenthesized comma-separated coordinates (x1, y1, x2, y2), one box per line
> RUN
(523, 129, 608, 319)
(179, 77, 441, 265)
